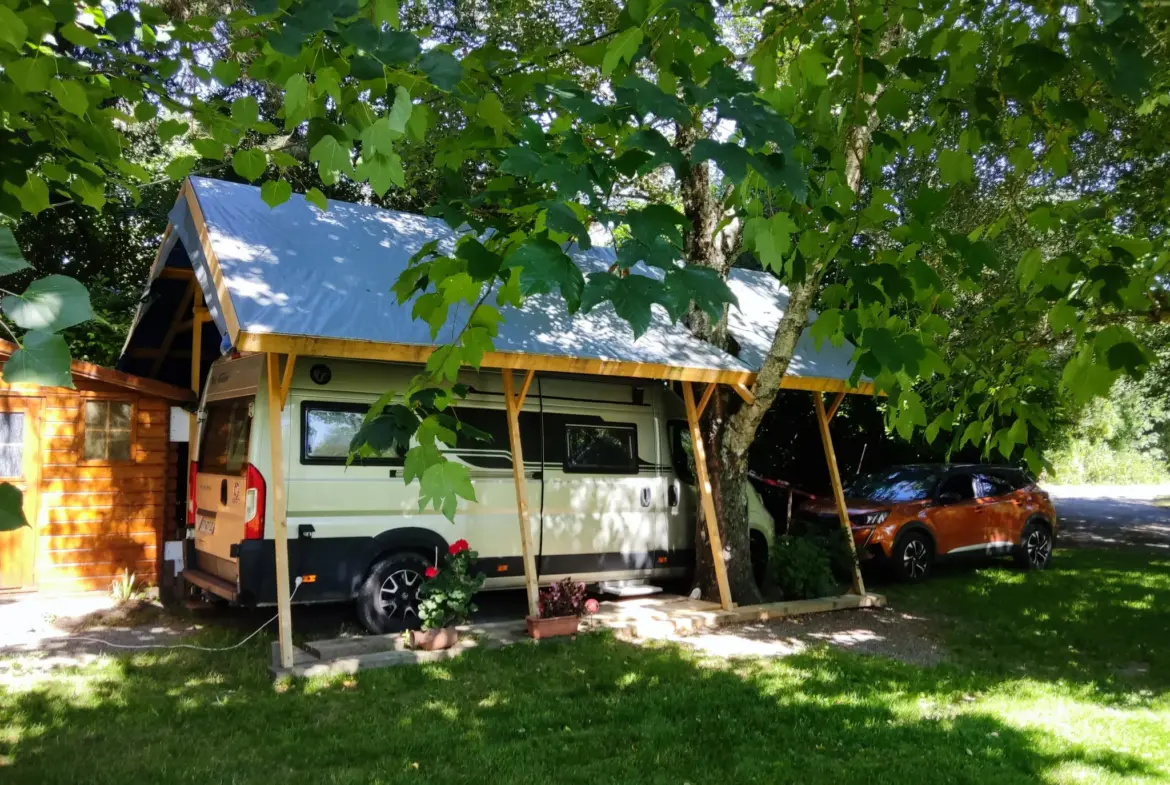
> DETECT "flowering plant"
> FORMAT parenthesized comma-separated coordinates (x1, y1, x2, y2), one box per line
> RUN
(417, 540, 485, 630)
(538, 577, 588, 619)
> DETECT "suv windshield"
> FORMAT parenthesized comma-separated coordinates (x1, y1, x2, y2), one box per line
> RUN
(847, 468, 939, 502)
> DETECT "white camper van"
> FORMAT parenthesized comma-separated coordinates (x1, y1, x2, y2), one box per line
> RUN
(182, 353, 774, 633)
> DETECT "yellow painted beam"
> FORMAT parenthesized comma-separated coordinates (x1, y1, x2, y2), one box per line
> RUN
(502, 369, 539, 617)
(813, 392, 866, 596)
(266, 353, 295, 668)
(682, 380, 733, 611)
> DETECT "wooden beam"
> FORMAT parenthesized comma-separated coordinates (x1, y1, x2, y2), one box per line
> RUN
(682, 381, 733, 611)
(697, 382, 716, 418)
(502, 370, 540, 617)
(182, 179, 241, 344)
(158, 267, 195, 280)
(732, 382, 756, 405)
(279, 353, 296, 411)
(149, 280, 197, 378)
(826, 391, 846, 422)
(190, 291, 204, 399)
(266, 353, 295, 669)
(813, 393, 866, 596)
(129, 348, 191, 360)
(514, 368, 535, 411)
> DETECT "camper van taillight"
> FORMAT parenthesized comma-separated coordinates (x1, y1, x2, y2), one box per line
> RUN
(243, 463, 266, 540)
(186, 461, 199, 527)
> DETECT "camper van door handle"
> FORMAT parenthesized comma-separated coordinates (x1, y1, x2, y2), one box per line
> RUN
(640, 486, 652, 507)
(668, 482, 679, 508)
(219, 479, 228, 505)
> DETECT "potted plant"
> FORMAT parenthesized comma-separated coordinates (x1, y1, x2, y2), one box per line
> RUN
(411, 539, 486, 651)
(527, 577, 588, 639)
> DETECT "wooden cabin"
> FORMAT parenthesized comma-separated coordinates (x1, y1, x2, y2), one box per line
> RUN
(0, 341, 193, 594)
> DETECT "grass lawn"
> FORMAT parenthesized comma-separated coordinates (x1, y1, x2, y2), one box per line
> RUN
(2, 547, 1168, 785)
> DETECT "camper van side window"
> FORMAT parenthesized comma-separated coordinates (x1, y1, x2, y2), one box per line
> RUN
(564, 424, 638, 474)
(301, 402, 404, 465)
(199, 399, 251, 475)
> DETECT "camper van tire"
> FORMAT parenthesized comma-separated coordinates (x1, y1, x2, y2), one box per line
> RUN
(357, 551, 431, 634)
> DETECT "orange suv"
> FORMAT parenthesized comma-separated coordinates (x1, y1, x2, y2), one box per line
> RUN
(798, 464, 1057, 582)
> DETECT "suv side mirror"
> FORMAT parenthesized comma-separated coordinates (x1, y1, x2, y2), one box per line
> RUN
(937, 491, 962, 505)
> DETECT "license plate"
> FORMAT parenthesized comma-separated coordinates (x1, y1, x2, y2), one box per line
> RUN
(197, 516, 216, 535)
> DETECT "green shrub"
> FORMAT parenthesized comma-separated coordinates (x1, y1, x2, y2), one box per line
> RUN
(768, 535, 836, 600)
(798, 524, 856, 583)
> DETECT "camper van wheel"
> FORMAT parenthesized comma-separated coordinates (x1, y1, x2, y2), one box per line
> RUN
(357, 552, 430, 634)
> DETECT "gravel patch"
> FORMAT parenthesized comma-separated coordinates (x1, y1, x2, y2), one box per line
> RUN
(670, 607, 946, 667)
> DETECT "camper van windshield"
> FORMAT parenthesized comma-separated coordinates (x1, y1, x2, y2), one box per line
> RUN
(200, 399, 252, 475)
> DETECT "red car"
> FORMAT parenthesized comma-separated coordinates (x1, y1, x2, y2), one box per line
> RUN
(799, 464, 1057, 581)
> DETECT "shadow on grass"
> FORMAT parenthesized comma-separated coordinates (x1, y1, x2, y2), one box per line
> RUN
(877, 547, 1170, 700)
(0, 629, 1162, 785)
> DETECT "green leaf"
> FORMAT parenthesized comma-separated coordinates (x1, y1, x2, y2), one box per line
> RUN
(304, 187, 328, 211)
(476, 92, 512, 133)
(440, 272, 482, 306)
(504, 238, 585, 312)
(627, 204, 687, 248)
(602, 27, 643, 75)
(261, 179, 292, 208)
(0, 5, 28, 50)
(6, 57, 53, 93)
(309, 135, 355, 184)
(105, 10, 136, 42)
(71, 178, 105, 211)
(809, 307, 842, 349)
(374, 0, 399, 27)
(211, 60, 241, 86)
(0, 483, 27, 531)
(388, 85, 412, 133)
(419, 49, 463, 91)
(938, 149, 974, 185)
(0, 229, 32, 276)
(2, 331, 73, 388)
(662, 265, 737, 322)
(541, 202, 591, 250)
(3, 274, 94, 331)
(49, 80, 89, 118)
(403, 442, 441, 486)
(797, 48, 829, 86)
(284, 73, 310, 116)
(360, 117, 397, 157)
(158, 119, 189, 143)
(232, 148, 267, 182)
(419, 460, 476, 521)
(165, 156, 199, 181)
(12, 176, 50, 215)
(580, 272, 663, 338)
(231, 96, 259, 126)
(356, 152, 403, 196)
(60, 22, 99, 49)
(1017, 247, 1043, 289)
(192, 138, 226, 160)
(691, 140, 750, 183)
(1048, 301, 1077, 333)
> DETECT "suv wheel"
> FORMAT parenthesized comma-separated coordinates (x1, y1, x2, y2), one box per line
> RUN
(894, 531, 933, 583)
(357, 552, 430, 634)
(1015, 521, 1053, 571)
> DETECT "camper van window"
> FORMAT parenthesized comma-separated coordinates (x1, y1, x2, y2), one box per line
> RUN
(200, 399, 252, 475)
(564, 424, 638, 474)
(83, 401, 133, 462)
(302, 402, 403, 465)
(668, 420, 696, 484)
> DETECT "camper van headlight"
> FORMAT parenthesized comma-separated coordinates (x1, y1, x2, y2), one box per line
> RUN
(864, 511, 890, 526)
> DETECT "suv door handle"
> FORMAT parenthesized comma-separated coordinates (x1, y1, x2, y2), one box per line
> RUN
(640, 486, 652, 507)
(220, 479, 228, 505)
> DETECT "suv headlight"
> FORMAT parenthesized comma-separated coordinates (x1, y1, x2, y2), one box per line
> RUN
(864, 511, 890, 526)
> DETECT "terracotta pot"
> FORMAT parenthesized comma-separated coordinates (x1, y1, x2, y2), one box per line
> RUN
(526, 614, 580, 640)
(411, 626, 460, 651)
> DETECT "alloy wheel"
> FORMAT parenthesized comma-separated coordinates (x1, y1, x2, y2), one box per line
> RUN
(379, 568, 422, 623)
(1025, 529, 1052, 569)
(903, 539, 929, 579)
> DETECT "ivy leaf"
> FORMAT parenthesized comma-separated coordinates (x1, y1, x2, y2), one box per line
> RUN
(0, 229, 32, 276)
(0, 483, 27, 532)
(602, 27, 643, 76)
(2, 331, 73, 388)
(3, 275, 94, 331)
(261, 179, 292, 208)
(231, 149, 267, 182)
(304, 187, 328, 211)
(503, 238, 585, 312)
(419, 49, 463, 91)
(418, 460, 476, 521)
(49, 80, 89, 117)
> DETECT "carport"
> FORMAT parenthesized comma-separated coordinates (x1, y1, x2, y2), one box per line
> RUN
(121, 177, 875, 669)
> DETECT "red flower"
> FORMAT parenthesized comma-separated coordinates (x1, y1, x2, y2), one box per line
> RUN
(585, 598, 600, 615)
(449, 539, 470, 555)
(425, 566, 438, 579)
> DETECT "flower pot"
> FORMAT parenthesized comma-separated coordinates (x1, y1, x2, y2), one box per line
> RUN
(526, 614, 580, 639)
(410, 626, 460, 651)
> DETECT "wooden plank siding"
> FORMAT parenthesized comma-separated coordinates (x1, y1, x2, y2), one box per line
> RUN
(10, 388, 176, 593)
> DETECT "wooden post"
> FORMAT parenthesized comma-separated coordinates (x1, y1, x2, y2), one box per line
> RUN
(266, 353, 295, 668)
(813, 392, 866, 596)
(187, 291, 206, 480)
(682, 381, 733, 610)
(502, 369, 539, 617)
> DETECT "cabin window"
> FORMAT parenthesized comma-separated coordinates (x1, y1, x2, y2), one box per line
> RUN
(564, 423, 638, 474)
(83, 401, 133, 461)
(199, 398, 252, 475)
(301, 402, 403, 465)
(0, 413, 24, 477)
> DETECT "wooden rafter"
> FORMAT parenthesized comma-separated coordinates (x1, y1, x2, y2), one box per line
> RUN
(826, 391, 846, 422)
(696, 382, 716, 418)
(278, 353, 297, 411)
(148, 279, 197, 378)
(732, 383, 756, 405)
(682, 380, 733, 611)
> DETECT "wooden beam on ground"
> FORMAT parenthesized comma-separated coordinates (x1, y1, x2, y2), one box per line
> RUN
(267, 353, 295, 669)
(697, 382, 716, 418)
(682, 381, 733, 611)
(278, 353, 297, 410)
(732, 382, 756, 405)
(502, 369, 539, 617)
(826, 391, 846, 422)
(813, 392, 866, 596)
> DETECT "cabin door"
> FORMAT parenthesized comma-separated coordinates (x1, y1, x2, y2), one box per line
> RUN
(0, 398, 41, 591)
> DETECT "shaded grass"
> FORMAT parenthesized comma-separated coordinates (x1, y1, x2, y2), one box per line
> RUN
(1, 549, 1167, 785)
